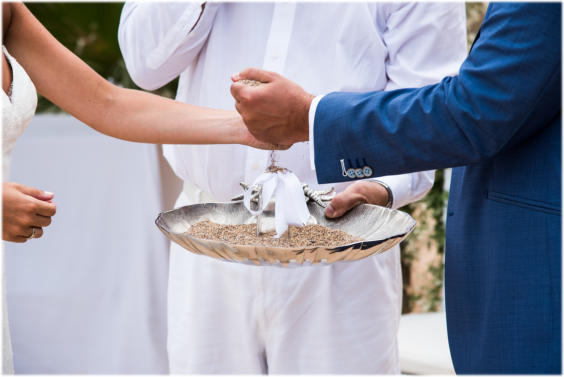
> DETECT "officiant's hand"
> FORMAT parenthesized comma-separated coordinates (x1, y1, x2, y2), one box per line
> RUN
(230, 68, 314, 145)
(2, 182, 56, 242)
(325, 181, 390, 219)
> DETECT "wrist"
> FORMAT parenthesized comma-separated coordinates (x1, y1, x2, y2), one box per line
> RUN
(297, 92, 315, 142)
(369, 180, 393, 208)
(225, 115, 247, 144)
(357, 181, 391, 208)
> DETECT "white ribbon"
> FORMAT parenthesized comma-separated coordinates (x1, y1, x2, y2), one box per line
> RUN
(243, 171, 310, 237)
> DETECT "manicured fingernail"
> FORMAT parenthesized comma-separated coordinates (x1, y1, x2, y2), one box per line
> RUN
(325, 204, 335, 218)
(231, 73, 241, 81)
(44, 191, 54, 196)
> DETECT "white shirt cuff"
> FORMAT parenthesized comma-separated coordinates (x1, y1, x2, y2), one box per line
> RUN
(308, 94, 325, 171)
(370, 175, 412, 210)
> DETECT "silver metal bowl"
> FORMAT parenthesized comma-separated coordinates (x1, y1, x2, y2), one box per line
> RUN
(155, 201, 416, 266)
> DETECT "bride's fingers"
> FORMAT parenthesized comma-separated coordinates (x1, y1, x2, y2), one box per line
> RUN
(17, 227, 43, 239)
(10, 236, 30, 243)
(17, 184, 54, 201)
(31, 227, 43, 239)
(35, 199, 56, 217)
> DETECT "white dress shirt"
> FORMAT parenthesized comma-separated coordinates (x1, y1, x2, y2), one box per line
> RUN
(118, 3, 467, 373)
(119, 2, 467, 208)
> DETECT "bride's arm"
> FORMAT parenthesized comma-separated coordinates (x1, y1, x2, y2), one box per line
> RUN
(3, 3, 263, 147)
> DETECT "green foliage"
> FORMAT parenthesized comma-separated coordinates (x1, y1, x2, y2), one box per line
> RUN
(26, 2, 177, 113)
(466, 2, 489, 50)
(400, 170, 448, 313)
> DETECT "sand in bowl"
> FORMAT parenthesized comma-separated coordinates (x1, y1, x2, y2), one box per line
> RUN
(186, 220, 363, 248)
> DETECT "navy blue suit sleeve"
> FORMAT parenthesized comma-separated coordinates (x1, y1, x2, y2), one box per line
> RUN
(314, 3, 561, 184)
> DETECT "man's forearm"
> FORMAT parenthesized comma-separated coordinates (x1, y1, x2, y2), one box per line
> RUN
(312, 3, 560, 184)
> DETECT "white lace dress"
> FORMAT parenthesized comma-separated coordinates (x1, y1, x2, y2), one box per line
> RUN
(2, 46, 38, 374)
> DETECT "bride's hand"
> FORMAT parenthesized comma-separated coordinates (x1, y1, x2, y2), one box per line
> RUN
(235, 119, 292, 151)
(2, 182, 57, 242)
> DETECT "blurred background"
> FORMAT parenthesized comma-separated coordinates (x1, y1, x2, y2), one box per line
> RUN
(6, 2, 488, 374)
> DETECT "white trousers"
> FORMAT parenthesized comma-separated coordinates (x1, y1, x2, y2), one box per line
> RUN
(167, 186, 402, 374)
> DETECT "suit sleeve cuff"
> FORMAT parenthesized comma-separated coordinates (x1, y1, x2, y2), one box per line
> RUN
(308, 94, 325, 171)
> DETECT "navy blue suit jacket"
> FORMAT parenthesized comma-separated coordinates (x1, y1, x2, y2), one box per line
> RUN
(313, 3, 561, 374)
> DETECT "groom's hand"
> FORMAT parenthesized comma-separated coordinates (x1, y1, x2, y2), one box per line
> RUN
(230, 68, 314, 145)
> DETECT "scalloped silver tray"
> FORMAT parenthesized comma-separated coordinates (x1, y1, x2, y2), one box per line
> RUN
(155, 201, 416, 266)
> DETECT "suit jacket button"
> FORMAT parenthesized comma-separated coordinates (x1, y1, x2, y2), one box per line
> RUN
(346, 168, 356, 179)
(363, 166, 373, 177)
(355, 168, 364, 178)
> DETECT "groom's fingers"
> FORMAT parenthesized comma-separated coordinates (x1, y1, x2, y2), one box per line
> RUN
(231, 68, 278, 107)
(234, 99, 243, 115)
(234, 67, 276, 83)
(234, 100, 252, 123)
(231, 83, 249, 104)
(232, 85, 260, 118)
(276, 143, 292, 151)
